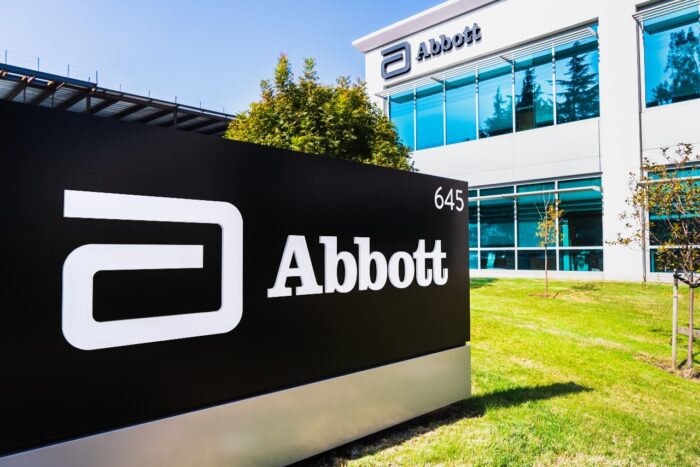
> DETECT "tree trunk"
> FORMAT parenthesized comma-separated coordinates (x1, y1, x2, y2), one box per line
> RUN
(688, 286, 695, 373)
(544, 247, 549, 298)
(672, 276, 678, 370)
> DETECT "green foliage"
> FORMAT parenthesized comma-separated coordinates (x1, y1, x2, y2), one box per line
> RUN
(225, 55, 413, 171)
(536, 200, 563, 249)
(616, 143, 700, 286)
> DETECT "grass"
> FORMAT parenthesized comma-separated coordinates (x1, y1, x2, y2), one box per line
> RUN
(299, 279, 700, 466)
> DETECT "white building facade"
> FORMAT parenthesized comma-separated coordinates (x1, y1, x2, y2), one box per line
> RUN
(354, 0, 700, 282)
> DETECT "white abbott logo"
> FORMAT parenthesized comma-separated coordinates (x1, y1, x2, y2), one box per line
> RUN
(62, 190, 243, 351)
(267, 236, 448, 298)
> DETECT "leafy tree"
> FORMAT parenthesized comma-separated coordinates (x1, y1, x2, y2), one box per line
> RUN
(557, 45, 599, 123)
(536, 199, 563, 298)
(615, 143, 700, 376)
(658, 28, 700, 105)
(483, 86, 512, 136)
(225, 55, 413, 171)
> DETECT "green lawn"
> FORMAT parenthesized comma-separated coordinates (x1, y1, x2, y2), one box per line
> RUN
(301, 279, 700, 466)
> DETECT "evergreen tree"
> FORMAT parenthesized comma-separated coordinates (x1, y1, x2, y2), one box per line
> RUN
(225, 55, 413, 171)
(557, 44, 599, 123)
(483, 86, 512, 136)
(516, 68, 552, 130)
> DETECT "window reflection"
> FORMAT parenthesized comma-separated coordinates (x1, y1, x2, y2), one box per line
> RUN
(555, 38, 600, 124)
(478, 63, 513, 138)
(446, 75, 477, 144)
(480, 187, 515, 248)
(644, 7, 700, 108)
(559, 178, 603, 247)
(416, 84, 444, 150)
(515, 51, 554, 131)
(389, 91, 414, 150)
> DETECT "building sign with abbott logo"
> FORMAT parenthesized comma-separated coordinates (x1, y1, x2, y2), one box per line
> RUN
(0, 99, 470, 466)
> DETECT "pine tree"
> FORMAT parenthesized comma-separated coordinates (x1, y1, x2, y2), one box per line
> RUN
(557, 44, 599, 123)
(516, 68, 551, 130)
(483, 86, 512, 136)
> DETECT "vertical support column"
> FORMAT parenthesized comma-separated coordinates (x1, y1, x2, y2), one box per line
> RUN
(551, 45, 558, 126)
(598, 4, 645, 281)
(475, 65, 480, 140)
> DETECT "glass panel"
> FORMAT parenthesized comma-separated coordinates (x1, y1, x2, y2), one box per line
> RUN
(469, 201, 478, 248)
(559, 178, 603, 247)
(480, 186, 514, 247)
(416, 84, 444, 150)
(446, 75, 477, 144)
(559, 249, 603, 272)
(650, 249, 699, 273)
(643, 7, 700, 108)
(478, 63, 513, 138)
(515, 50, 554, 131)
(389, 90, 414, 151)
(468, 189, 478, 198)
(469, 250, 479, 269)
(555, 37, 600, 123)
(518, 250, 556, 270)
(480, 250, 515, 270)
(516, 182, 556, 247)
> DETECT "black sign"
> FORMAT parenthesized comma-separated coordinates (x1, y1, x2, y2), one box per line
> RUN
(0, 99, 469, 457)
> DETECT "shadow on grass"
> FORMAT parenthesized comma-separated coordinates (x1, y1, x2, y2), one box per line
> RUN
(294, 382, 590, 466)
(570, 283, 599, 292)
(470, 277, 499, 289)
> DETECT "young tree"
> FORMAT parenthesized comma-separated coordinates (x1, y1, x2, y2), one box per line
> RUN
(557, 45, 599, 123)
(225, 55, 413, 171)
(536, 199, 563, 298)
(615, 144, 700, 376)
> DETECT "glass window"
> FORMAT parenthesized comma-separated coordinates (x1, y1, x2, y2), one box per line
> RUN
(480, 250, 515, 270)
(469, 200, 478, 248)
(559, 178, 603, 247)
(480, 186, 514, 247)
(643, 7, 700, 108)
(518, 250, 556, 271)
(517, 182, 556, 247)
(469, 250, 479, 269)
(446, 75, 477, 144)
(515, 50, 554, 131)
(416, 84, 444, 150)
(559, 249, 603, 272)
(389, 90, 414, 151)
(555, 37, 600, 124)
(478, 63, 513, 138)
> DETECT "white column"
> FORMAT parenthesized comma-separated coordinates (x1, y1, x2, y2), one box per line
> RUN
(598, 4, 644, 282)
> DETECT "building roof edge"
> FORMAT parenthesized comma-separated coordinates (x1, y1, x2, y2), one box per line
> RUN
(352, 0, 501, 53)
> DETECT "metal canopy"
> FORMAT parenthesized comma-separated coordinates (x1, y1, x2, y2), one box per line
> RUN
(0, 63, 234, 137)
(376, 25, 598, 99)
(633, 0, 699, 25)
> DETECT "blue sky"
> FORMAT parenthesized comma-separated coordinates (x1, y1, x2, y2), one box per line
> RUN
(0, 0, 441, 113)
